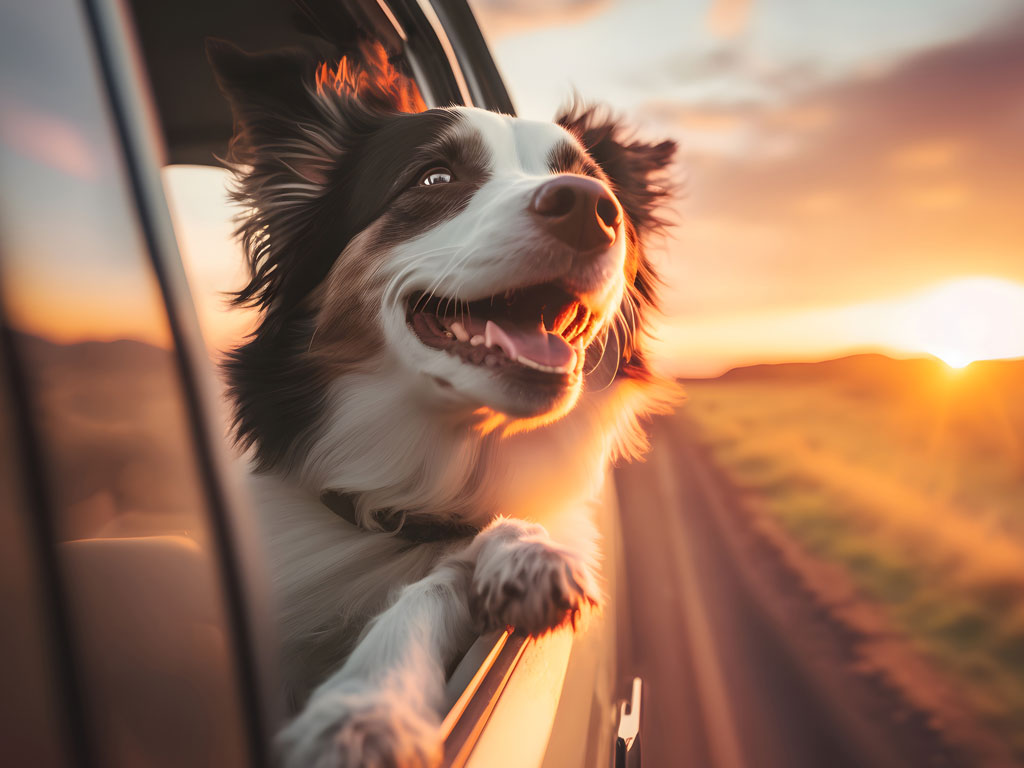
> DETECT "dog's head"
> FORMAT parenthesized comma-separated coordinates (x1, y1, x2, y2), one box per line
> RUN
(209, 41, 676, 471)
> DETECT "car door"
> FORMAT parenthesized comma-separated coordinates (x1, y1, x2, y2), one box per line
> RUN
(0, 0, 275, 765)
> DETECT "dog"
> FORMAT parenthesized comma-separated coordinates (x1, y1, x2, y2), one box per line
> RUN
(208, 39, 678, 768)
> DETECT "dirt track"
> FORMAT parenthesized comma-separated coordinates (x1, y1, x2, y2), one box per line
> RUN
(613, 413, 967, 768)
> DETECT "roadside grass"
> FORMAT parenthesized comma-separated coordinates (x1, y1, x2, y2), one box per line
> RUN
(681, 358, 1024, 756)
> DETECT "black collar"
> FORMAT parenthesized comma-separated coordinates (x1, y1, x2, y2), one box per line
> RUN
(319, 490, 479, 543)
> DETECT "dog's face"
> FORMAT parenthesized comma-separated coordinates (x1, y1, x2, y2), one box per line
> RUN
(209, 41, 675, 469)
(339, 107, 627, 420)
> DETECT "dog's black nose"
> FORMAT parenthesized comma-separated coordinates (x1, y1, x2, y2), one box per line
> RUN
(529, 175, 621, 251)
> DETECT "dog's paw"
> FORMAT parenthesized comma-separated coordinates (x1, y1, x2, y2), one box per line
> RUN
(471, 534, 599, 635)
(276, 686, 441, 768)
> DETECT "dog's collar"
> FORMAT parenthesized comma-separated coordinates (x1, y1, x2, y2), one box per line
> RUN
(319, 490, 479, 543)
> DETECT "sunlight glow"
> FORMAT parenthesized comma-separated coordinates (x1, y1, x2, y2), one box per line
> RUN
(892, 277, 1024, 369)
(939, 353, 971, 370)
(654, 275, 1024, 378)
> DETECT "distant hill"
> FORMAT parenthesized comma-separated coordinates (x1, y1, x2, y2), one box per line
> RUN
(14, 332, 173, 373)
(685, 353, 1024, 392)
(9, 332, 204, 540)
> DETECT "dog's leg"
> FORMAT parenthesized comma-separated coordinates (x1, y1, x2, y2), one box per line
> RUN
(276, 551, 474, 768)
(276, 517, 599, 768)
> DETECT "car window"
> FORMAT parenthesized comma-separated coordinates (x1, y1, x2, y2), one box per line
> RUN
(0, 1, 250, 766)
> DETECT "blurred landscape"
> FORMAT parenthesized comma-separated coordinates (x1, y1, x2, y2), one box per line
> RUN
(682, 354, 1024, 757)
(15, 334, 208, 542)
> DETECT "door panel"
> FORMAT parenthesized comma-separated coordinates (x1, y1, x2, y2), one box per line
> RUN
(0, 1, 251, 765)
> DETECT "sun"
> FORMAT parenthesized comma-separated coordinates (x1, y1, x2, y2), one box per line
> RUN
(936, 350, 972, 369)
(892, 276, 1024, 368)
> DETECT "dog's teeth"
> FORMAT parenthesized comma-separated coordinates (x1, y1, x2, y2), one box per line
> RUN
(552, 302, 579, 335)
(515, 355, 569, 374)
(450, 321, 469, 343)
(470, 335, 485, 346)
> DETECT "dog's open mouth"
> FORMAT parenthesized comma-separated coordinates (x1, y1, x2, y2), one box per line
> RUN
(406, 282, 597, 376)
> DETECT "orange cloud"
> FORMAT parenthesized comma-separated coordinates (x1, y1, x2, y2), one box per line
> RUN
(0, 100, 99, 180)
(889, 140, 963, 171)
(794, 191, 845, 215)
(896, 183, 970, 211)
(472, 0, 612, 38)
(707, 0, 753, 39)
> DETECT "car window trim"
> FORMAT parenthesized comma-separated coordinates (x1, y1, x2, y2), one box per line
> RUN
(440, 630, 531, 768)
(428, 0, 516, 114)
(377, 0, 471, 107)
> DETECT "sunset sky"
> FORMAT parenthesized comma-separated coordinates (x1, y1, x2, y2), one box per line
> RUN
(162, 0, 1024, 376)
(464, 0, 1024, 374)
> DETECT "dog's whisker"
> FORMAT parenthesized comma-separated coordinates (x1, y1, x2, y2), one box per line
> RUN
(400, 245, 474, 310)
(307, 323, 321, 353)
(407, 246, 482, 320)
(584, 331, 609, 375)
(609, 321, 626, 384)
(383, 247, 474, 314)
(588, 324, 622, 392)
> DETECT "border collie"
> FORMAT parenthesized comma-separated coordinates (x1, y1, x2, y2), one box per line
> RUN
(208, 39, 677, 768)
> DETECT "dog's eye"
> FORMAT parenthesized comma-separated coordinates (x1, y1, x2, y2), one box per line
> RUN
(419, 167, 453, 186)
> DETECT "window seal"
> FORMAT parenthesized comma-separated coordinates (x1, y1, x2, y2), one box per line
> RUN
(427, 0, 517, 114)
(440, 630, 532, 768)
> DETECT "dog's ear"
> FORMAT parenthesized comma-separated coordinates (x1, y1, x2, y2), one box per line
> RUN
(207, 38, 425, 150)
(207, 40, 348, 314)
(556, 102, 677, 380)
(208, 40, 428, 314)
(206, 40, 324, 169)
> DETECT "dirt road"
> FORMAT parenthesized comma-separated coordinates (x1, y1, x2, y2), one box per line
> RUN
(613, 413, 963, 768)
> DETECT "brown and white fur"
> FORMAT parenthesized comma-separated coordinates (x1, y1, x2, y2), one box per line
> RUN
(208, 40, 678, 768)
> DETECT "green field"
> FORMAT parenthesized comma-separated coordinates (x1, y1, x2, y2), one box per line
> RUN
(682, 354, 1024, 756)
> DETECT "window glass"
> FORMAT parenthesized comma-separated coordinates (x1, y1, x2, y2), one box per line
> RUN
(0, 2, 249, 766)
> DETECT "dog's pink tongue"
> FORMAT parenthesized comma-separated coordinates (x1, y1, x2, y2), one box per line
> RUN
(484, 319, 575, 369)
